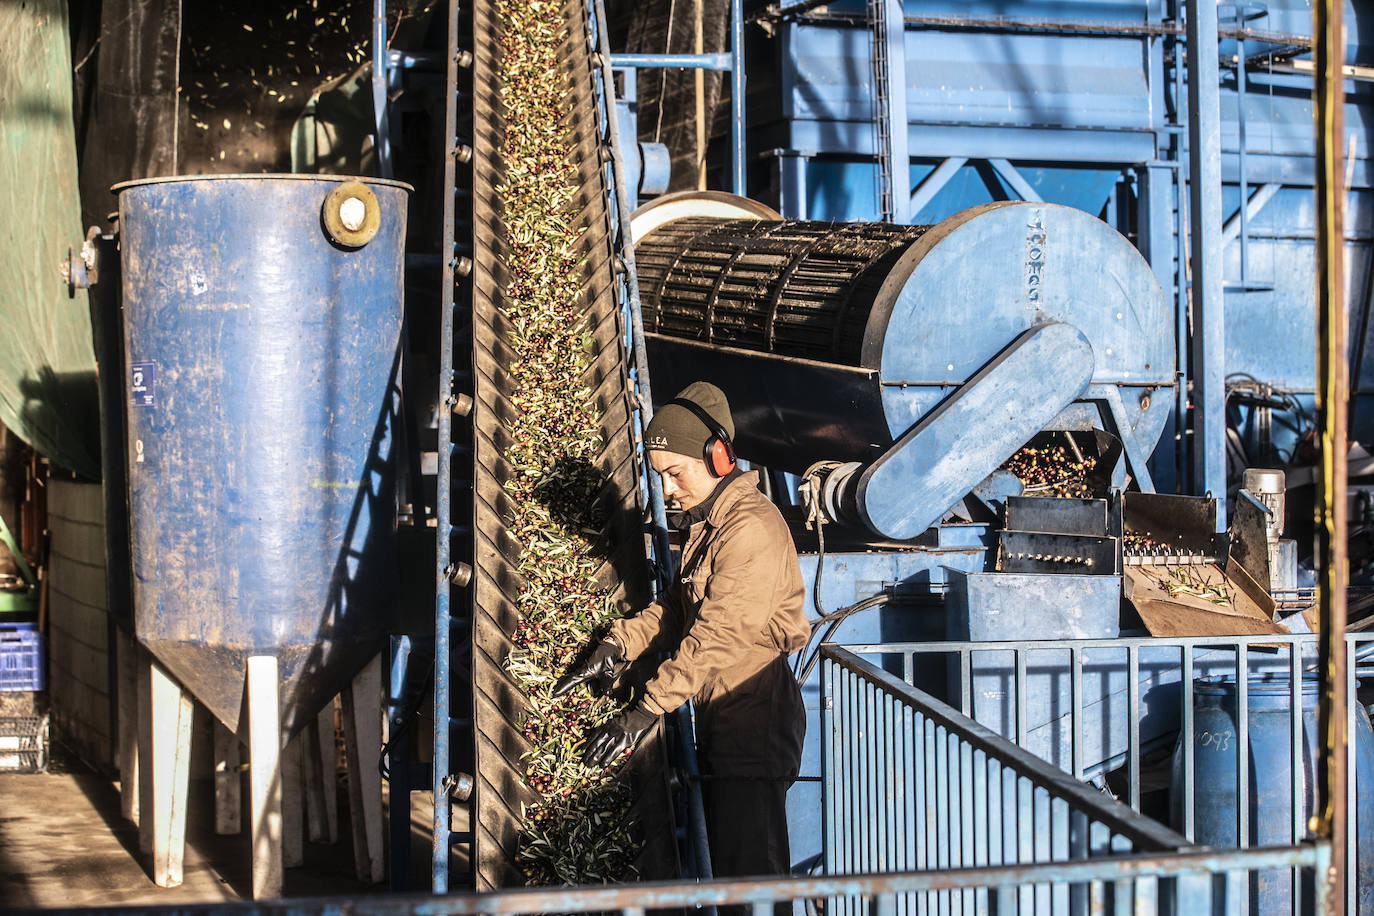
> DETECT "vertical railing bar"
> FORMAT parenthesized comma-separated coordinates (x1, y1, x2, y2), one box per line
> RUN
(1237, 643, 1249, 851)
(846, 666, 857, 888)
(881, 691, 893, 874)
(1128, 644, 1141, 811)
(1016, 648, 1028, 747)
(870, 681, 882, 881)
(971, 747, 986, 916)
(822, 656, 836, 882)
(850, 668, 862, 883)
(903, 650, 914, 686)
(960, 740, 974, 914)
(1017, 775, 1032, 914)
(1070, 646, 1083, 781)
(1348, 636, 1358, 912)
(1068, 808, 1088, 916)
(1000, 764, 1016, 915)
(1291, 640, 1304, 911)
(923, 714, 934, 916)
(937, 725, 951, 916)
(1182, 643, 1195, 842)
(960, 649, 972, 717)
(864, 679, 877, 878)
(1050, 795, 1069, 914)
(862, 678, 873, 889)
(835, 665, 845, 885)
(901, 703, 912, 916)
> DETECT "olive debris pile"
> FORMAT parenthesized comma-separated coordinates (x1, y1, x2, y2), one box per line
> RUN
(494, 0, 641, 886)
(1003, 445, 1098, 499)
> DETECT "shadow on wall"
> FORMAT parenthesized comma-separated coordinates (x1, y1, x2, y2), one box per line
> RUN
(18, 367, 100, 480)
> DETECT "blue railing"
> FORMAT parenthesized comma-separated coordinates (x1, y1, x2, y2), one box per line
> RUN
(821, 645, 1217, 914)
(841, 634, 1372, 913)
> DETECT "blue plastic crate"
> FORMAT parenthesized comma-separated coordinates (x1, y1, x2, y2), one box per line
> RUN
(0, 623, 43, 692)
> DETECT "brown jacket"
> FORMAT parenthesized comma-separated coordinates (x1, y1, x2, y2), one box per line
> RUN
(611, 471, 809, 777)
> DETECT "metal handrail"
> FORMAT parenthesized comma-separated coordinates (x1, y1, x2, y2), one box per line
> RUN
(821, 645, 1189, 851)
(57, 846, 1326, 916)
(841, 633, 1371, 912)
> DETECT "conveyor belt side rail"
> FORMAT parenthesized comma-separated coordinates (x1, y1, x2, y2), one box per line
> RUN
(589, 0, 715, 886)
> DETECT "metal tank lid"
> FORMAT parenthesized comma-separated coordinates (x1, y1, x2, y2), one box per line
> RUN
(111, 173, 414, 193)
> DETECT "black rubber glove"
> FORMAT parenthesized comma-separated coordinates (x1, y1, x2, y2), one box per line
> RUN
(551, 637, 624, 697)
(581, 704, 657, 768)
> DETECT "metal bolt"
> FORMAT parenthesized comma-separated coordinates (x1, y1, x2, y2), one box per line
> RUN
(450, 392, 474, 417)
(339, 197, 367, 232)
(445, 561, 473, 588)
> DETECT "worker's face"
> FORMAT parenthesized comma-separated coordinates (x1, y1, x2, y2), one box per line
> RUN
(650, 449, 718, 511)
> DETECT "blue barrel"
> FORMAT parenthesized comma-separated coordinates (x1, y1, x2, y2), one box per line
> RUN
(1170, 675, 1374, 914)
(115, 175, 410, 737)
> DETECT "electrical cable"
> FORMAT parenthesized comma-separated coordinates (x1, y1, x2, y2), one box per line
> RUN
(794, 593, 891, 685)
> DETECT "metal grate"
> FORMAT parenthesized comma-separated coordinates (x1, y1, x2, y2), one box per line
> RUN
(0, 715, 47, 772)
(636, 217, 931, 365)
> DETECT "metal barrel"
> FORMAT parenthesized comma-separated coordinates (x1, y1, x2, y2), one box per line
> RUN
(1169, 675, 1374, 914)
(115, 174, 411, 737)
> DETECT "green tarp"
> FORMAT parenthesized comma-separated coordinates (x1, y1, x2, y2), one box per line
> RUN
(0, 0, 101, 479)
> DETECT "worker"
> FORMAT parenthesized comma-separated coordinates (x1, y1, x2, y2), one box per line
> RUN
(554, 381, 808, 894)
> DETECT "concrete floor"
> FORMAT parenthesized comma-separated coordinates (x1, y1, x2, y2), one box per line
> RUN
(0, 769, 456, 908)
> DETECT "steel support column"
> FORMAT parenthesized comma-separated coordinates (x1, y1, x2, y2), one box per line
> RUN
(1184, 0, 1225, 522)
(1313, 1, 1348, 911)
(871, 0, 909, 223)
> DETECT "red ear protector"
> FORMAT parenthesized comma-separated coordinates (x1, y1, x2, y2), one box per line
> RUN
(668, 397, 737, 478)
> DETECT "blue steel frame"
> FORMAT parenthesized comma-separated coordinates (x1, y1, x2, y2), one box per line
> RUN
(848, 632, 1374, 913)
(433, 0, 461, 891)
(753, 1, 1374, 502)
(608, 0, 746, 196)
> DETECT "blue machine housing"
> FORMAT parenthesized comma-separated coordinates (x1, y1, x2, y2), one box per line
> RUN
(116, 175, 410, 736)
(642, 201, 1174, 535)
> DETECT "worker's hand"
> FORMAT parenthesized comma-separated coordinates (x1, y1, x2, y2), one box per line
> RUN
(551, 637, 624, 697)
(581, 704, 657, 769)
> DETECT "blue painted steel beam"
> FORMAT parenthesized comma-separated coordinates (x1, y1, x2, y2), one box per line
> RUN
(987, 158, 1043, 203)
(609, 52, 733, 71)
(872, 0, 910, 223)
(730, 0, 745, 196)
(908, 156, 966, 217)
(1185, 0, 1226, 521)
(372, 0, 392, 179)
(433, 0, 460, 891)
(1222, 182, 1281, 242)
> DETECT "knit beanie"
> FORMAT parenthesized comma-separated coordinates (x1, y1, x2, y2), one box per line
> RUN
(645, 381, 734, 457)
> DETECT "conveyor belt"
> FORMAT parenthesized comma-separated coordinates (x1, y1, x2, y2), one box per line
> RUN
(463, 0, 676, 892)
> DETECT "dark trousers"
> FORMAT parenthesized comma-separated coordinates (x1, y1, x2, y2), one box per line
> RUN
(704, 776, 794, 916)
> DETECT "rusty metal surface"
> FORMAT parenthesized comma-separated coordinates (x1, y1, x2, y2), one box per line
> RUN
(466, 0, 672, 891)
